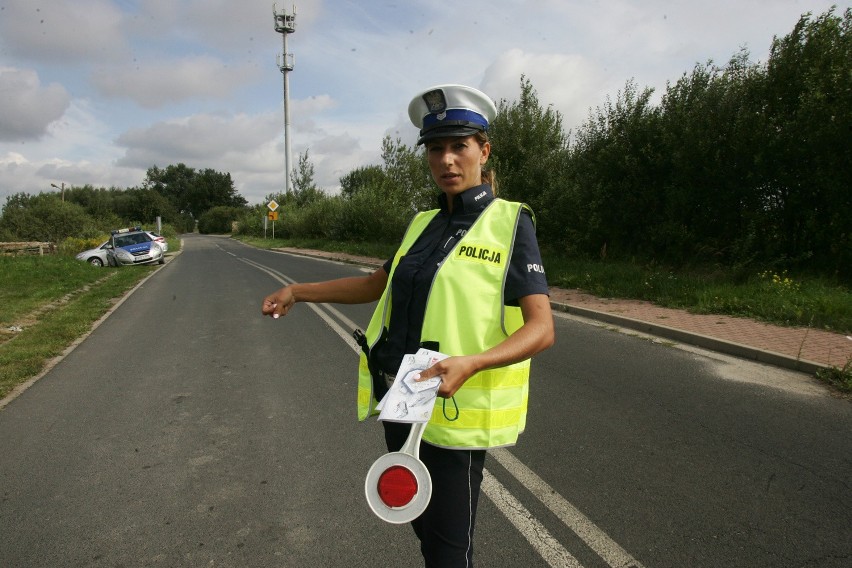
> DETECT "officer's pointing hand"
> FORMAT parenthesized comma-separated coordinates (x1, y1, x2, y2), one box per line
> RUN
(262, 286, 296, 319)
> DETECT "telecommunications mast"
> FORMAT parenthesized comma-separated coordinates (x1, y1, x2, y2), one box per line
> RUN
(273, 4, 296, 195)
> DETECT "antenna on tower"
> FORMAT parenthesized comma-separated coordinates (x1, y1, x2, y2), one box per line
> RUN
(273, 4, 296, 195)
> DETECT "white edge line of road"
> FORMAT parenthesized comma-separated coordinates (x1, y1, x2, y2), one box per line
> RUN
(240, 257, 361, 352)
(0, 246, 182, 412)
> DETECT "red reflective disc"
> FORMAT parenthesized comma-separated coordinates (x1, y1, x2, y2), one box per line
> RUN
(377, 465, 418, 507)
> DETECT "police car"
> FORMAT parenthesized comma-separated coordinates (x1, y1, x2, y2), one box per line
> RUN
(75, 227, 164, 267)
(106, 226, 165, 266)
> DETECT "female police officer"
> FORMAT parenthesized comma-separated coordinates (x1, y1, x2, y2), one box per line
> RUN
(262, 84, 554, 567)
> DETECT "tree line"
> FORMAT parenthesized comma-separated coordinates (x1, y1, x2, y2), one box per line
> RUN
(552, 7, 850, 280)
(0, 164, 246, 241)
(246, 8, 849, 281)
(1, 9, 847, 281)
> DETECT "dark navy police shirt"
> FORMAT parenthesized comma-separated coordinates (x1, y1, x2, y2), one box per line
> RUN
(373, 184, 549, 375)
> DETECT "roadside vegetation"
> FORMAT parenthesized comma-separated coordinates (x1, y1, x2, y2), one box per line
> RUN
(232, 9, 851, 285)
(238, 236, 852, 335)
(1, 8, 848, 396)
(241, 235, 852, 393)
(816, 362, 852, 394)
(0, 257, 160, 400)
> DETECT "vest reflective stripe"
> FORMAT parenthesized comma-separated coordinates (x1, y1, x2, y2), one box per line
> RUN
(460, 364, 528, 389)
(356, 359, 374, 416)
(425, 369, 530, 449)
(357, 210, 440, 420)
(357, 200, 533, 449)
(421, 200, 530, 448)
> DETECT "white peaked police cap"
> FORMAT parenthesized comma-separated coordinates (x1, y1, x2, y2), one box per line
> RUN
(408, 84, 497, 145)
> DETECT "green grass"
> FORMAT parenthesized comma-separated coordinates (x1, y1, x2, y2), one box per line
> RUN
(0, 256, 113, 323)
(545, 257, 852, 334)
(237, 236, 851, 334)
(0, 256, 160, 399)
(815, 361, 852, 393)
(237, 236, 397, 262)
(2, 237, 849, 399)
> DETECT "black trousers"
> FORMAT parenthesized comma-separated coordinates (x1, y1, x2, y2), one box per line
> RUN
(383, 421, 487, 568)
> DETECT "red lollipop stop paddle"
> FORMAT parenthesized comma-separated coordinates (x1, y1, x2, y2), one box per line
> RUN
(364, 421, 432, 524)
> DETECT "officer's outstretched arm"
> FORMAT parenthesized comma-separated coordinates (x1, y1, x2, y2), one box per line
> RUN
(262, 267, 388, 319)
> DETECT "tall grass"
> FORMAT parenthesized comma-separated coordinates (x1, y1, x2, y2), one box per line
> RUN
(237, 238, 851, 334)
(238, 236, 397, 263)
(0, 256, 113, 323)
(0, 255, 160, 399)
(544, 257, 851, 333)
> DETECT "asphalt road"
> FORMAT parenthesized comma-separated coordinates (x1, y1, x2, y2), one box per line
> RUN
(1, 234, 850, 567)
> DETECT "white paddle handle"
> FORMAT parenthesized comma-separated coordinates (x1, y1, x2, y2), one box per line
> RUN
(400, 422, 426, 459)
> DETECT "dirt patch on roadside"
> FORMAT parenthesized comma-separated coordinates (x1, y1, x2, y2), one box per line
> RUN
(0, 272, 116, 347)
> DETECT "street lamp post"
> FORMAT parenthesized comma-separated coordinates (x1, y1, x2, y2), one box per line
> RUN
(50, 182, 65, 202)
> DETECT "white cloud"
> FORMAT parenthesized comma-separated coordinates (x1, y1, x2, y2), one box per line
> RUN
(35, 159, 136, 189)
(0, 0, 128, 63)
(0, 0, 846, 209)
(115, 111, 281, 167)
(481, 49, 610, 132)
(297, 131, 372, 191)
(91, 56, 262, 108)
(128, 0, 323, 52)
(0, 151, 140, 199)
(0, 99, 142, 196)
(0, 152, 29, 174)
(0, 68, 71, 141)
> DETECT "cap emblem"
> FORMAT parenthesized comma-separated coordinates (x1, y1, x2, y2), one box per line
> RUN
(422, 89, 447, 114)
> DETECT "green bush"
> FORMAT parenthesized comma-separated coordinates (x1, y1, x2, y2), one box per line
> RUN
(57, 236, 109, 256)
(233, 208, 266, 237)
(328, 190, 411, 242)
(0, 194, 98, 242)
(198, 206, 245, 234)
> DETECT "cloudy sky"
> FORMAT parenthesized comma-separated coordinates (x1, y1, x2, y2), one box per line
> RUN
(0, 0, 846, 207)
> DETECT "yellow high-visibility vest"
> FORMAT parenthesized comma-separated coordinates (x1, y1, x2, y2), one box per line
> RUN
(357, 199, 533, 449)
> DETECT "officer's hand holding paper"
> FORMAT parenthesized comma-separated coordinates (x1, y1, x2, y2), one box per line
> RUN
(376, 348, 447, 423)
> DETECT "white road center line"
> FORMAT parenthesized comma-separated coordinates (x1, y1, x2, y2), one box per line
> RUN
(482, 469, 584, 568)
(490, 448, 645, 568)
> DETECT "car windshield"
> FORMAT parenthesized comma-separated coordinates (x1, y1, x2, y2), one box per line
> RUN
(114, 233, 150, 247)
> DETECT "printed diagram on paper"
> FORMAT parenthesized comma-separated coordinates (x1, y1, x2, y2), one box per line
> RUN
(376, 348, 447, 423)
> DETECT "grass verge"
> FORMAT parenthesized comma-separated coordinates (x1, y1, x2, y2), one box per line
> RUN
(0, 256, 115, 323)
(0, 257, 160, 400)
(236, 235, 397, 262)
(237, 236, 851, 334)
(815, 360, 852, 394)
(3, 237, 848, 399)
